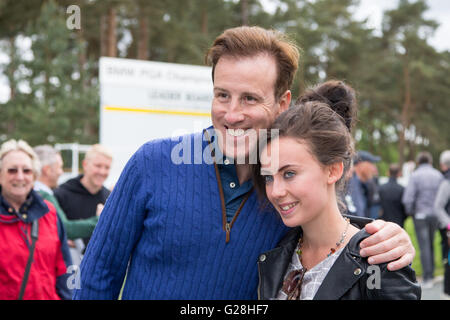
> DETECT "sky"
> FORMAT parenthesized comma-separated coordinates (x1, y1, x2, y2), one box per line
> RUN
(353, 0, 450, 52)
(260, 0, 450, 51)
(1, 0, 449, 103)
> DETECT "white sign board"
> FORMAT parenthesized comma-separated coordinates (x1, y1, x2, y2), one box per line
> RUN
(99, 57, 213, 186)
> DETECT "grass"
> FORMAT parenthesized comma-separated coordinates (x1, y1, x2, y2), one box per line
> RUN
(404, 217, 444, 277)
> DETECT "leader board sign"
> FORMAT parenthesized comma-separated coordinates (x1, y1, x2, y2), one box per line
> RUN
(99, 57, 213, 186)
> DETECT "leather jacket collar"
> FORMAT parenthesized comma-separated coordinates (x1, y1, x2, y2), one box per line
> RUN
(257, 226, 421, 300)
(257, 227, 371, 300)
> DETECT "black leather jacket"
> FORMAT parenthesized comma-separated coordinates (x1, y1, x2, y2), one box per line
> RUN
(257, 228, 421, 300)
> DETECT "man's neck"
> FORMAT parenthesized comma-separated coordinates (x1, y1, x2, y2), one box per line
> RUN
(80, 176, 102, 195)
(235, 163, 252, 185)
(35, 179, 53, 195)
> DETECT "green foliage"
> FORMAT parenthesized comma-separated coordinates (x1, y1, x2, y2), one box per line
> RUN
(1, 0, 98, 145)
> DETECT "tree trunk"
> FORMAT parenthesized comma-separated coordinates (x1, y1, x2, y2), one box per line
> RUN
(77, 28, 87, 89)
(398, 55, 411, 168)
(137, 14, 149, 60)
(8, 37, 16, 100)
(107, 7, 117, 57)
(201, 8, 208, 35)
(241, 0, 249, 26)
(100, 14, 108, 56)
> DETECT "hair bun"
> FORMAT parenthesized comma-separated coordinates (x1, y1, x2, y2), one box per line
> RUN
(296, 80, 357, 132)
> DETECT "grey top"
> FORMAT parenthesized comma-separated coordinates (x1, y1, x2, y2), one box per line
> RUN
(402, 164, 443, 217)
(434, 179, 450, 229)
(276, 245, 344, 300)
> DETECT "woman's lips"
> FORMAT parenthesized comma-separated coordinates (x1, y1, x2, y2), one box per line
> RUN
(277, 201, 299, 216)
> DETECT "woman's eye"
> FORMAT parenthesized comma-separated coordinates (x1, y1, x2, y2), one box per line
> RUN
(283, 171, 295, 179)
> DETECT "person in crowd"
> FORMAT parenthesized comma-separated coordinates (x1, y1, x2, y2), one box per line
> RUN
(54, 143, 112, 250)
(0, 139, 72, 300)
(366, 170, 381, 219)
(33, 145, 99, 240)
(402, 151, 444, 288)
(379, 164, 407, 227)
(254, 80, 420, 300)
(346, 150, 380, 217)
(73, 26, 415, 300)
(434, 150, 450, 297)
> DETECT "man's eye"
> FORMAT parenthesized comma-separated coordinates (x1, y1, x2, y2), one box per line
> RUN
(262, 175, 274, 184)
(244, 95, 257, 103)
(215, 92, 228, 99)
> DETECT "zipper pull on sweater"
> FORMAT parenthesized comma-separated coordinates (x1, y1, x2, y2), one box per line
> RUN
(225, 223, 231, 243)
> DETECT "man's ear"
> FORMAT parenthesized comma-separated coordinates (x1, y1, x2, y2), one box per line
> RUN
(278, 90, 291, 115)
(328, 162, 344, 184)
(41, 164, 51, 177)
(81, 159, 87, 171)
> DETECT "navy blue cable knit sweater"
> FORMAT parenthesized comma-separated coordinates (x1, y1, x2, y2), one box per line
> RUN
(73, 129, 288, 299)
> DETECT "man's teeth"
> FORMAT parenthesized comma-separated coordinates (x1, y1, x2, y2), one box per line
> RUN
(280, 203, 297, 211)
(227, 129, 246, 137)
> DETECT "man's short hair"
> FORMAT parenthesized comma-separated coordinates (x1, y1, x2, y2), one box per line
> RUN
(84, 144, 113, 162)
(34, 145, 60, 168)
(205, 26, 300, 101)
(439, 150, 450, 168)
(416, 151, 432, 165)
(388, 163, 401, 178)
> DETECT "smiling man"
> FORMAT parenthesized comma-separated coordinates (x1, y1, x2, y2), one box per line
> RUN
(54, 144, 112, 248)
(73, 26, 415, 300)
(211, 53, 290, 178)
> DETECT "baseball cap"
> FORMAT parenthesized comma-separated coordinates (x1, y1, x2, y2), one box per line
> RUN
(354, 150, 381, 164)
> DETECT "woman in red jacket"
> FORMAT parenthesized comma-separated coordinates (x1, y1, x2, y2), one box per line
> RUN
(0, 139, 72, 300)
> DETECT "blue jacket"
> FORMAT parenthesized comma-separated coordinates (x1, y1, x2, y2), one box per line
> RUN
(73, 129, 288, 299)
(347, 174, 368, 217)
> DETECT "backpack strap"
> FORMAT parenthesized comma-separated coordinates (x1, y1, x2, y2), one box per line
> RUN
(18, 219, 39, 300)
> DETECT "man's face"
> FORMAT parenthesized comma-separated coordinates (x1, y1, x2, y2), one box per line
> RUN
(44, 154, 64, 189)
(354, 161, 376, 182)
(211, 53, 290, 161)
(82, 153, 111, 189)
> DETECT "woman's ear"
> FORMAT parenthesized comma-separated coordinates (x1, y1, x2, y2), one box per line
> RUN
(328, 162, 344, 184)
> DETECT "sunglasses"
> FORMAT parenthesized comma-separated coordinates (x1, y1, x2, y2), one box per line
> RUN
(281, 268, 306, 300)
(6, 168, 34, 175)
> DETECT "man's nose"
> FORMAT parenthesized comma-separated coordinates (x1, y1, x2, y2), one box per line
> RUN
(224, 98, 245, 125)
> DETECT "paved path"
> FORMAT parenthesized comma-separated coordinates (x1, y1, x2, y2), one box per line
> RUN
(420, 276, 449, 300)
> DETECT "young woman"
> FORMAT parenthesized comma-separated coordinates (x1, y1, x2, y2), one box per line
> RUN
(253, 80, 421, 300)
